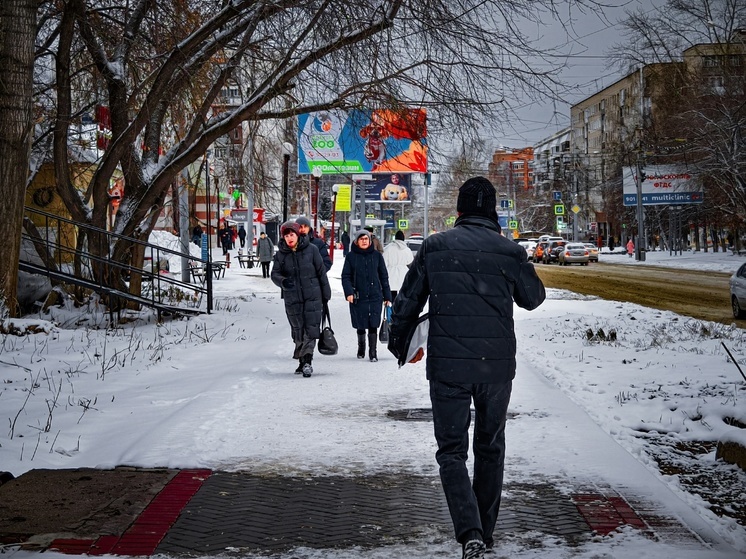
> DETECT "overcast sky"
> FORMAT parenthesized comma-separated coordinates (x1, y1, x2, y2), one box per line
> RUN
(489, 0, 658, 148)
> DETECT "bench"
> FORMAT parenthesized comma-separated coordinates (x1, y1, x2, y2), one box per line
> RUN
(237, 254, 256, 268)
(730, 247, 746, 256)
(190, 263, 206, 284)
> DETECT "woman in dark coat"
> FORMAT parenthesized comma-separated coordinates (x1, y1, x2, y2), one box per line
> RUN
(341, 229, 392, 362)
(271, 221, 331, 377)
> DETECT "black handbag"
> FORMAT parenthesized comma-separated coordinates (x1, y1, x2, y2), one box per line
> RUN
(379, 304, 391, 343)
(318, 302, 338, 356)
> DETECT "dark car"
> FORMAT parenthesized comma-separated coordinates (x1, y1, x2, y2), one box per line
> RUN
(542, 240, 567, 264)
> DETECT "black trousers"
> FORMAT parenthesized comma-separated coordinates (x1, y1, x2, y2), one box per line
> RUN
(429, 380, 512, 547)
(261, 262, 270, 278)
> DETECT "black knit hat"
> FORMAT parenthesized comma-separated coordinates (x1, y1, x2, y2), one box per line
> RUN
(295, 216, 311, 228)
(457, 177, 498, 219)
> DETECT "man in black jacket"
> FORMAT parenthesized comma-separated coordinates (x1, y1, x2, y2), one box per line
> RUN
(388, 177, 545, 559)
(296, 216, 332, 271)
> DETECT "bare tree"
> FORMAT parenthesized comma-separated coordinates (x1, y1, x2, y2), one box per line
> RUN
(0, 0, 36, 317)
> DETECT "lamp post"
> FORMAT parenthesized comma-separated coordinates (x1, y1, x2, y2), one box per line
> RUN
(329, 184, 339, 264)
(312, 166, 322, 231)
(281, 141, 293, 223)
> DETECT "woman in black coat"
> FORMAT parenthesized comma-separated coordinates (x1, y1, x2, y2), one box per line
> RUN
(341, 230, 392, 362)
(271, 222, 331, 377)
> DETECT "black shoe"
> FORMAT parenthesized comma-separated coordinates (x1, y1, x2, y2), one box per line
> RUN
(295, 360, 303, 374)
(302, 355, 313, 377)
(357, 333, 366, 359)
(368, 332, 377, 362)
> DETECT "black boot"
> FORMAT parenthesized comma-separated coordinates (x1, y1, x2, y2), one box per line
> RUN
(357, 333, 366, 359)
(368, 331, 378, 362)
(302, 354, 313, 378)
(295, 359, 303, 374)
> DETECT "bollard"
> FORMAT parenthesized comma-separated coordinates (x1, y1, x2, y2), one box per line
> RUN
(226, 252, 231, 268)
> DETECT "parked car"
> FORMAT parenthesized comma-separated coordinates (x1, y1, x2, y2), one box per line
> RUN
(518, 240, 537, 259)
(406, 234, 424, 256)
(730, 263, 746, 318)
(542, 240, 567, 264)
(559, 243, 590, 266)
(583, 243, 599, 262)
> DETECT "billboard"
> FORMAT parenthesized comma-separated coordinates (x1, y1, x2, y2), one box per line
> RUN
(297, 109, 427, 175)
(354, 173, 412, 203)
(623, 165, 703, 206)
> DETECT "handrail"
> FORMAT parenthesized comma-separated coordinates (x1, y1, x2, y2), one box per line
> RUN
(21, 206, 212, 317)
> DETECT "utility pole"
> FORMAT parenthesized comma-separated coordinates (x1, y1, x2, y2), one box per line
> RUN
(635, 65, 647, 261)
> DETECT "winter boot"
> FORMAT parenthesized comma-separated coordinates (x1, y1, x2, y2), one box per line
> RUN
(368, 331, 378, 362)
(357, 333, 366, 359)
(294, 359, 303, 374)
(302, 354, 313, 378)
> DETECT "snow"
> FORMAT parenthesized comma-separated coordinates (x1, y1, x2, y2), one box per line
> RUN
(1, 241, 745, 559)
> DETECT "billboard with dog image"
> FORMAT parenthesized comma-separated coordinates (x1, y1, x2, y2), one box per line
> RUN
(354, 173, 412, 203)
(297, 109, 427, 176)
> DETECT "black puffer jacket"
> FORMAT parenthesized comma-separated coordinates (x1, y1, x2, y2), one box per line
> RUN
(341, 242, 392, 329)
(271, 235, 331, 341)
(390, 215, 545, 384)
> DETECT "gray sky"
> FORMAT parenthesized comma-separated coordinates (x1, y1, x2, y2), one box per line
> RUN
(490, 0, 656, 148)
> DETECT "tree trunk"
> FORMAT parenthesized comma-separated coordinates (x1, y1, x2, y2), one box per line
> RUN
(0, 0, 36, 317)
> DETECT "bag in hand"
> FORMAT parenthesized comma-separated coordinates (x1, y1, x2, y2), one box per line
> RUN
(378, 305, 392, 343)
(318, 302, 338, 355)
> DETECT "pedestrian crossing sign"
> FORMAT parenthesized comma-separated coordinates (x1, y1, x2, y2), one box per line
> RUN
(554, 204, 565, 215)
(398, 219, 409, 230)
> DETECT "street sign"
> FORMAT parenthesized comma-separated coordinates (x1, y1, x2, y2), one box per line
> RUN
(500, 199, 514, 209)
(553, 191, 562, 201)
(571, 204, 580, 214)
(446, 216, 456, 226)
(556, 216, 565, 229)
(398, 219, 409, 230)
(554, 204, 565, 215)
(509, 220, 518, 230)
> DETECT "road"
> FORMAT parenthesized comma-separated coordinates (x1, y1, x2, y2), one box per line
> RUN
(533, 261, 739, 325)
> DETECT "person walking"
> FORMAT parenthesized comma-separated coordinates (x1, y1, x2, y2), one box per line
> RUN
(256, 231, 274, 278)
(238, 225, 247, 248)
(341, 230, 392, 362)
(296, 216, 332, 271)
(271, 222, 331, 377)
(341, 229, 351, 256)
(388, 177, 546, 559)
(191, 224, 203, 247)
(219, 224, 233, 256)
(383, 230, 413, 301)
(627, 238, 635, 257)
(364, 226, 384, 253)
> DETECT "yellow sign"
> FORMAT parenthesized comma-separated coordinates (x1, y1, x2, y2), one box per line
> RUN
(334, 184, 352, 212)
(398, 219, 409, 230)
(571, 204, 580, 214)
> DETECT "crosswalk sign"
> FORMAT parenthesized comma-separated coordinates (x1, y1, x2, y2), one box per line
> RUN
(554, 204, 565, 215)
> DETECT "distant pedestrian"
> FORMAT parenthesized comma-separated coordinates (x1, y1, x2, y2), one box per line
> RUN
(219, 225, 233, 255)
(364, 226, 384, 253)
(383, 230, 413, 301)
(295, 216, 332, 271)
(271, 222, 331, 377)
(341, 230, 351, 256)
(238, 225, 247, 248)
(341, 230, 391, 362)
(191, 224, 203, 247)
(627, 238, 634, 257)
(256, 231, 274, 278)
(389, 177, 545, 559)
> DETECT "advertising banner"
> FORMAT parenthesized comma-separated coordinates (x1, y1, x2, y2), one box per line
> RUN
(623, 166, 703, 206)
(297, 109, 427, 175)
(354, 173, 412, 203)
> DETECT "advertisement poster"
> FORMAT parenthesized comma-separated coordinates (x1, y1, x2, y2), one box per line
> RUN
(297, 109, 427, 175)
(623, 165, 703, 206)
(354, 173, 412, 203)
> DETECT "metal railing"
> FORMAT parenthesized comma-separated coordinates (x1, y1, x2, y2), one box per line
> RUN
(21, 206, 213, 318)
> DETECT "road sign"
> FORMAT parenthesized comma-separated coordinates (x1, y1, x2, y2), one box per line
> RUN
(398, 219, 409, 230)
(554, 204, 565, 215)
(446, 216, 456, 225)
(571, 204, 580, 214)
(556, 216, 565, 229)
(500, 199, 514, 209)
(553, 191, 562, 201)
(509, 220, 518, 230)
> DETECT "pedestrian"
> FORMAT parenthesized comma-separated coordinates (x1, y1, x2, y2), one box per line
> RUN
(238, 225, 247, 248)
(388, 177, 545, 559)
(191, 224, 203, 247)
(219, 224, 233, 256)
(295, 216, 332, 271)
(364, 226, 384, 253)
(341, 229, 351, 256)
(341, 229, 392, 362)
(256, 231, 274, 278)
(627, 238, 634, 257)
(383, 230, 413, 301)
(271, 221, 331, 377)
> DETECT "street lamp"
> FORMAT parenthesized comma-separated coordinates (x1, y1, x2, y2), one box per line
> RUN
(312, 166, 322, 231)
(281, 141, 293, 223)
(329, 184, 339, 264)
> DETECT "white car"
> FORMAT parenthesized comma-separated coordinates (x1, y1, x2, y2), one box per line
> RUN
(730, 263, 746, 318)
(518, 240, 537, 258)
(558, 243, 590, 266)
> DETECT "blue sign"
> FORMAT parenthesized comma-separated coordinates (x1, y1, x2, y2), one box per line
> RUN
(201, 232, 208, 262)
(553, 191, 562, 201)
(623, 192, 704, 206)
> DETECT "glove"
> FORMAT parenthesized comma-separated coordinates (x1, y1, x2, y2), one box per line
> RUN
(281, 277, 295, 289)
